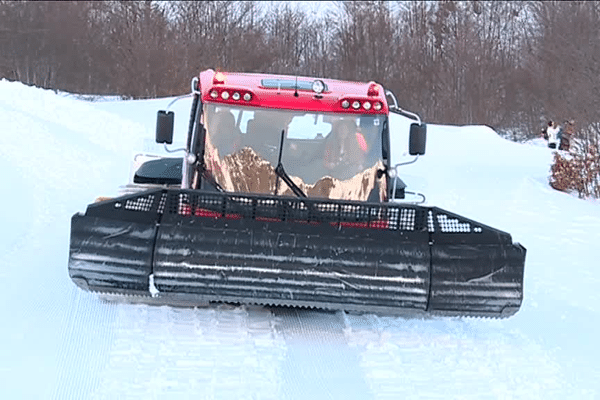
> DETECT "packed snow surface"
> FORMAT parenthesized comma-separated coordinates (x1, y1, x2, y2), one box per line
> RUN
(1, 80, 598, 399)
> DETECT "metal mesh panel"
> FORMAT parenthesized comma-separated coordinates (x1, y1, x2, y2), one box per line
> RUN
(108, 190, 501, 235)
(164, 190, 429, 232)
(176, 193, 190, 215)
(227, 196, 256, 219)
(399, 208, 417, 231)
(285, 199, 310, 222)
(436, 213, 472, 233)
(387, 208, 400, 230)
(124, 194, 155, 212)
(158, 193, 167, 214)
(254, 198, 282, 221)
(87, 190, 500, 239)
(428, 211, 435, 233)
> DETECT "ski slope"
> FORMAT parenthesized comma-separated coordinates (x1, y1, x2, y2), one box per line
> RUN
(0, 80, 598, 399)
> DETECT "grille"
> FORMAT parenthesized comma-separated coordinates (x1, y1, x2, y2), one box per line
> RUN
(167, 191, 428, 232)
(90, 189, 493, 238)
(124, 194, 155, 212)
(437, 214, 472, 233)
(428, 209, 483, 234)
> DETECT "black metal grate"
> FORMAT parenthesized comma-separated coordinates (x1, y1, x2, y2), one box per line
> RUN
(164, 190, 428, 232)
(89, 189, 497, 238)
(86, 190, 502, 240)
(437, 213, 472, 233)
(399, 208, 417, 231)
(428, 211, 435, 233)
(124, 194, 155, 212)
(428, 209, 484, 235)
(158, 193, 167, 214)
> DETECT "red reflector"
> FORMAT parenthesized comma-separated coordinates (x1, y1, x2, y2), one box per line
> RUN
(334, 220, 389, 230)
(194, 208, 221, 218)
(182, 205, 388, 230)
(256, 216, 282, 223)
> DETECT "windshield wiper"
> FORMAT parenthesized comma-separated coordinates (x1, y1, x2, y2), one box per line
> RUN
(274, 129, 307, 198)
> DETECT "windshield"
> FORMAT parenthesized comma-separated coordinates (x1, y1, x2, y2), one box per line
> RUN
(203, 104, 387, 202)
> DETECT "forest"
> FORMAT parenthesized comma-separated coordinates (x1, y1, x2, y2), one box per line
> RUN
(1, 1, 599, 196)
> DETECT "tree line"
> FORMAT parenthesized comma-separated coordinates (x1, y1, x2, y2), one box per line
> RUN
(1, 0, 600, 141)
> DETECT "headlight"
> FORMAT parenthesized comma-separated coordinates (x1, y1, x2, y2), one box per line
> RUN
(363, 101, 372, 110)
(312, 80, 325, 94)
(243, 93, 252, 101)
(341, 100, 350, 109)
(373, 102, 382, 111)
(232, 92, 240, 100)
(352, 101, 361, 109)
(221, 91, 230, 100)
(210, 90, 218, 99)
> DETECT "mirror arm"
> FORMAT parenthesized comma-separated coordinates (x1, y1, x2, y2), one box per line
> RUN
(164, 77, 201, 111)
(165, 93, 192, 111)
(163, 143, 186, 153)
(389, 107, 422, 125)
(392, 155, 419, 170)
(388, 156, 419, 197)
(385, 89, 399, 110)
(405, 191, 427, 204)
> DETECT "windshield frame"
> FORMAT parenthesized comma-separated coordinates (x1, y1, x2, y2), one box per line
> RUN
(202, 103, 387, 201)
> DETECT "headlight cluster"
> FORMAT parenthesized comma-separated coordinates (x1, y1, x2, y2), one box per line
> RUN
(209, 89, 252, 102)
(341, 99, 383, 111)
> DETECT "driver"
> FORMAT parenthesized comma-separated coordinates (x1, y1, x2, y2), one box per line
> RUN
(323, 119, 368, 173)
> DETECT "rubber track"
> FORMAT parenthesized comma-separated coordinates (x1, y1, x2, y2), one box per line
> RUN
(91, 288, 506, 320)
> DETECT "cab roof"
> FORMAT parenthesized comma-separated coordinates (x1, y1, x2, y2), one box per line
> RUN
(198, 69, 389, 115)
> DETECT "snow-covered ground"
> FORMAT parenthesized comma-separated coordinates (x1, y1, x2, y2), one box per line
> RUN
(1, 79, 598, 399)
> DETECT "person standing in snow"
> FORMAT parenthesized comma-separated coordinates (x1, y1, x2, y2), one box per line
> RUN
(546, 121, 561, 149)
(559, 120, 572, 151)
(541, 121, 551, 140)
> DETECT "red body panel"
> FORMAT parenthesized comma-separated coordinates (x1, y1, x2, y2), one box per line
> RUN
(198, 69, 389, 115)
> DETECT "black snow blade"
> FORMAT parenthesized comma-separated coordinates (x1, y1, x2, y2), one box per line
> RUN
(68, 189, 526, 317)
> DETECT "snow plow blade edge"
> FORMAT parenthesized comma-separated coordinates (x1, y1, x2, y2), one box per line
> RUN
(69, 189, 525, 317)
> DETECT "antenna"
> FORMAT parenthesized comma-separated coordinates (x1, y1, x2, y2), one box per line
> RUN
(294, 76, 299, 97)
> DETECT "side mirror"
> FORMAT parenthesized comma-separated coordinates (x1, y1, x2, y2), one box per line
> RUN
(409, 123, 426, 155)
(156, 110, 174, 144)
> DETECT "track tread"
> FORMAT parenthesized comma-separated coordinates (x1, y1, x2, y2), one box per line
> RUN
(91, 288, 507, 319)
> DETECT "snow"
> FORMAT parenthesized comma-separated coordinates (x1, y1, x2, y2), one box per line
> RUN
(1, 79, 599, 398)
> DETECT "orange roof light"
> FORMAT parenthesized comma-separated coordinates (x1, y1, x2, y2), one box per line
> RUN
(213, 72, 226, 85)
